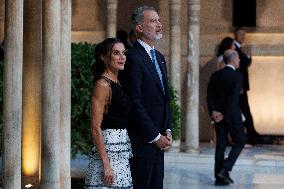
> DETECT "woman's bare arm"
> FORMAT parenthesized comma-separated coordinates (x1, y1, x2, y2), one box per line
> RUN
(91, 79, 114, 185)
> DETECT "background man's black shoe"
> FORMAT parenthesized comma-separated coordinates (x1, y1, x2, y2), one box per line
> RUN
(215, 178, 230, 186)
(226, 173, 234, 184)
(217, 168, 234, 184)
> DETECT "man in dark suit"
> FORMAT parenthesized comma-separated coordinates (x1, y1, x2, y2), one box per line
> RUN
(120, 6, 172, 189)
(207, 49, 246, 186)
(234, 27, 259, 145)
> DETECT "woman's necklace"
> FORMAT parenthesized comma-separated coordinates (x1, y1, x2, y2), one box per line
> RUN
(102, 73, 118, 84)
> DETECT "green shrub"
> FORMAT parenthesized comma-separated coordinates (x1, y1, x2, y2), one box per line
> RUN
(71, 42, 96, 157)
(169, 87, 181, 140)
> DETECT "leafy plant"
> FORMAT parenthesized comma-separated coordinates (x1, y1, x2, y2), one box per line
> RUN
(169, 86, 181, 140)
(71, 42, 96, 157)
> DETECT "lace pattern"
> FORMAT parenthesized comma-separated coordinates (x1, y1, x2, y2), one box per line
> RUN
(85, 129, 133, 189)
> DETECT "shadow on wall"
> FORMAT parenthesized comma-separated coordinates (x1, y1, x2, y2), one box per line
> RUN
(199, 57, 219, 142)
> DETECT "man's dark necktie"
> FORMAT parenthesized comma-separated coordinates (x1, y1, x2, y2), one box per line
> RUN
(150, 49, 164, 92)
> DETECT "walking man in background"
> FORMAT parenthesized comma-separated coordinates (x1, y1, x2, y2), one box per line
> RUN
(207, 49, 246, 186)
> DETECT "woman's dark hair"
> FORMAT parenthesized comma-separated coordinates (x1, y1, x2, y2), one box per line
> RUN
(93, 38, 122, 81)
(217, 37, 234, 56)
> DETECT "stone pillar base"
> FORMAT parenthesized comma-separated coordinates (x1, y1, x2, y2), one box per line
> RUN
(185, 147, 200, 154)
(180, 142, 200, 154)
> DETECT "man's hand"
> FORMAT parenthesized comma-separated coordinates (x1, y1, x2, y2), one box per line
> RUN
(212, 111, 223, 123)
(154, 135, 171, 149)
(161, 132, 173, 150)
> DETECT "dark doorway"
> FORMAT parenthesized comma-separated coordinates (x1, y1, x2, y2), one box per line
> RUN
(233, 0, 256, 27)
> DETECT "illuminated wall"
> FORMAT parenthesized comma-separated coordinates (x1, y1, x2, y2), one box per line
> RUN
(22, 71, 41, 176)
(248, 56, 284, 135)
(22, 0, 42, 178)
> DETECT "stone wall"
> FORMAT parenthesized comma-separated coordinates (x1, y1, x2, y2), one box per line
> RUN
(71, 0, 105, 43)
(0, 0, 4, 41)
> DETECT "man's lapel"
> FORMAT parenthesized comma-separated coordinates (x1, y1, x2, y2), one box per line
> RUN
(135, 42, 165, 96)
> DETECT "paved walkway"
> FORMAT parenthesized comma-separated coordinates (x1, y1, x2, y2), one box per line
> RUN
(70, 143, 284, 188)
(164, 143, 284, 189)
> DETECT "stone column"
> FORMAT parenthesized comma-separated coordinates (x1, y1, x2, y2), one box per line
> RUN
(41, 0, 61, 188)
(0, 0, 4, 40)
(60, 0, 71, 188)
(22, 0, 42, 184)
(3, 0, 23, 188)
(169, 0, 182, 101)
(106, 0, 117, 38)
(185, 0, 200, 153)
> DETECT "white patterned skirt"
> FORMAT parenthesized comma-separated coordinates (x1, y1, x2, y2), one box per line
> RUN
(85, 129, 133, 189)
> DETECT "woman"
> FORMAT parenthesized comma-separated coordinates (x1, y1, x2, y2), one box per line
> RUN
(216, 37, 236, 70)
(85, 38, 133, 188)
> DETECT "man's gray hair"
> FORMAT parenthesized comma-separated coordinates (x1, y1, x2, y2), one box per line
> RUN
(131, 6, 156, 26)
(223, 49, 238, 64)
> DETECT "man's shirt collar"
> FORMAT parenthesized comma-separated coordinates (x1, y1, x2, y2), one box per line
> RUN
(137, 39, 154, 59)
(226, 64, 236, 71)
(234, 40, 241, 48)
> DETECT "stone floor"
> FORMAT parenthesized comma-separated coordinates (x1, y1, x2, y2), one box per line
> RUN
(164, 164, 284, 189)
(164, 143, 284, 189)
(71, 143, 284, 189)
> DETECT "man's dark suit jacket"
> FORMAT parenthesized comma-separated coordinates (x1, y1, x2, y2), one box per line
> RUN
(207, 66, 243, 125)
(120, 41, 172, 158)
(235, 45, 251, 91)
